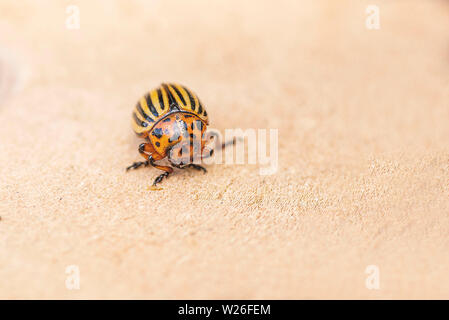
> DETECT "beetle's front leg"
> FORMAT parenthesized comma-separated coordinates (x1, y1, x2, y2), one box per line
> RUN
(148, 155, 174, 186)
(126, 143, 155, 171)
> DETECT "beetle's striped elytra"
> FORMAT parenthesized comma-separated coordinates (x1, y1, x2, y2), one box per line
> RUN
(131, 83, 208, 136)
(127, 83, 234, 187)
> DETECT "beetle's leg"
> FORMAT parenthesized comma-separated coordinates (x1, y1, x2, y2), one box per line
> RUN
(171, 163, 207, 174)
(167, 146, 207, 174)
(126, 161, 150, 171)
(126, 143, 155, 171)
(202, 137, 239, 159)
(185, 164, 207, 173)
(148, 155, 174, 186)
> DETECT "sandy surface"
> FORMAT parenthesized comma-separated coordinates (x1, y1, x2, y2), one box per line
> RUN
(0, 0, 448, 299)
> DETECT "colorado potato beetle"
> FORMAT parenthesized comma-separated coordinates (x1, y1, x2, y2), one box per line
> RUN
(127, 83, 235, 186)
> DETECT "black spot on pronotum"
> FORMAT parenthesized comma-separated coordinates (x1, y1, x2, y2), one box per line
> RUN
(169, 127, 181, 142)
(163, 117, 171, 122)
(152, 128, 163, 138)
(180, 121, 189, 138)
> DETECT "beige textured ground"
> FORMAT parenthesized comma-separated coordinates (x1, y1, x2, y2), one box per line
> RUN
(0, 0, 448, 299)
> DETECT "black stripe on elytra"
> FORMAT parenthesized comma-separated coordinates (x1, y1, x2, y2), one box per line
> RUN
(145, 94, 159, 117)
(157, 89, 165, 110)
(152, 127, 163, 138)
(162, 84, 178, 110)
(133, 112, 148, 127)
(136, 103, 154, 123)
(183, 86, 196, 111)
(170, 84, 186, 106)
(198, 100, 203, 114)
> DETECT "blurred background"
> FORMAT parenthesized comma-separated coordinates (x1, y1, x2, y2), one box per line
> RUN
(0, 0, 448, 299)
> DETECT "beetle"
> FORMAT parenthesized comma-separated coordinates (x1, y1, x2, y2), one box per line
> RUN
(126, 83, 235, 186)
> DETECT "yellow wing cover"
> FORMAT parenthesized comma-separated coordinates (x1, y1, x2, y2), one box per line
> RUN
(132, 83, 209, 136)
